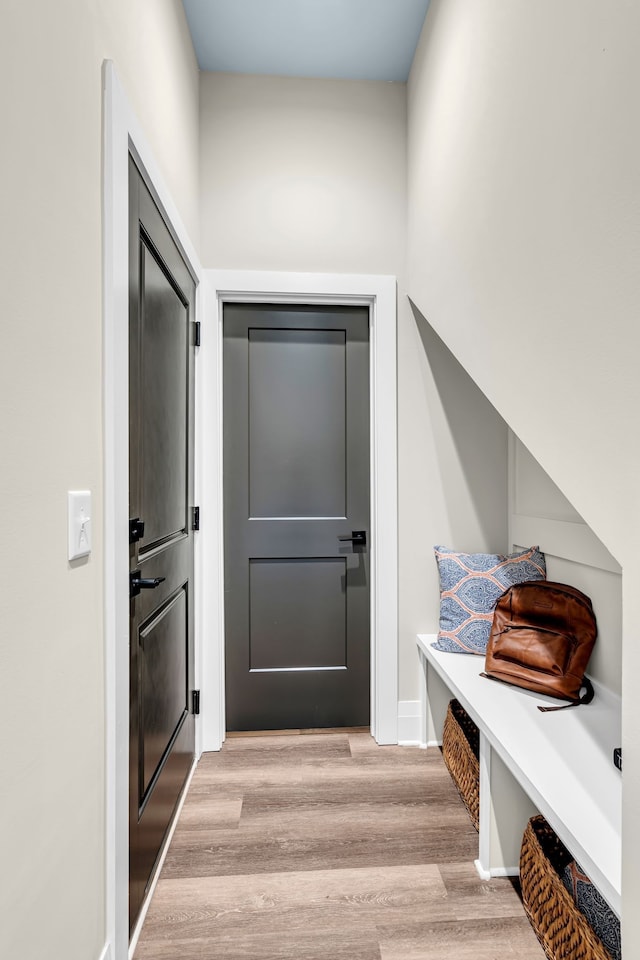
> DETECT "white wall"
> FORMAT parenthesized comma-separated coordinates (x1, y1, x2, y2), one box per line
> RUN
(99, 0, 201, 245)
(0, 3, 199, 959)
(407, 0, 640, 559)
(407, 0, 640, 947)
(199, 72, 406, 275)
(200, 73, 509, 702)
(403, 301, 509, 695)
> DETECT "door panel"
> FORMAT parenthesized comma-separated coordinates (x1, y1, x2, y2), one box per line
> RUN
(140, 589, 188, 795)
(249, 558, 347, 670)
(129, 157, 196, 932)
(224, 304, 370, 731)
(248, 328, 346, 518)
(140, 246, 188, 548)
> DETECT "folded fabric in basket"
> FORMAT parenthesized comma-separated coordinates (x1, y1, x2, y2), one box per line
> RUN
(562, 860, 621, 960)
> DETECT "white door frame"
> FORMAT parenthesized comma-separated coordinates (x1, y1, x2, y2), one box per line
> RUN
(200, 270, 399, 751)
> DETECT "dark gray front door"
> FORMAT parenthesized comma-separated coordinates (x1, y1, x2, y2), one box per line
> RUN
(128, 157, 196, 931)
(223, 304, 370, 731)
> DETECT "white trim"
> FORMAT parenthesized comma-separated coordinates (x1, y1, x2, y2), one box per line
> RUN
(204, 269, 399, 748)
(397, 700, 422, 745)
(511, 513, 621, 574)
(507, 428, 516, 552)
(103, 61, 204, 960)
(98, 944, 113, 960)
(477, 732, 492, 878)
(198, 271, 226, 751)
(474, 860, 518, 881)
(193, 276, 209, 761)
(474, 858, 492, 881)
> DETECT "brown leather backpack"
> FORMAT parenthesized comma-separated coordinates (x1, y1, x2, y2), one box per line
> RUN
(483, 580, 597, 711)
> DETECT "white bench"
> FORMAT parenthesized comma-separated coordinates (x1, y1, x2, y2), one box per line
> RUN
(417, 634, 622, 917)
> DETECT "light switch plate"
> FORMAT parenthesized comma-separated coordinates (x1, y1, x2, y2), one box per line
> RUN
(68, 490, 92, 560)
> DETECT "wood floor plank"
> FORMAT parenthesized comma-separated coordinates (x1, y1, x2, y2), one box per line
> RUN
(172, 795, 243, 831)
(135, 928, 383, 960)
(208, 733, 352, 764)
(237, 798, 466, 830)
(236, 754, 466, 809)
(187, 763, 305, 795)
(225, 726, 369, 739)
(162, 813, 477, 879)
(248, 767, 465, 804)
(377, 916, 543, 959)
(225, 728, 304, 738)
(140, 864, 451, 942)
(438, 862, 528, 920)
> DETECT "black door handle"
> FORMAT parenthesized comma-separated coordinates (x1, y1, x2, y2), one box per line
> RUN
(338, 530, 366, 546)
(130, 570, 166, 598)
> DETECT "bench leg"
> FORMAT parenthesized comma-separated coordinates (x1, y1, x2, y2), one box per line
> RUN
(418, 648, 450, 748)
(476, 734, 539, 880)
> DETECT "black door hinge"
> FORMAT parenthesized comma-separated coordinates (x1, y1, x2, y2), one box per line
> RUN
(192, 506, 200, 531)
(129, 517, 145, 544)
(194, 321, 201, 347)
(192, 690, 201, 715)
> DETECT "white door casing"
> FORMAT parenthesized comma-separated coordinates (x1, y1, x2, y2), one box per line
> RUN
(202, 272, 399, 751)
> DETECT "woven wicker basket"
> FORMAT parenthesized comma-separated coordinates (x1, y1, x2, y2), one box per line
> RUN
(520, 815, 613, 960)
(442, 699, 480, 831)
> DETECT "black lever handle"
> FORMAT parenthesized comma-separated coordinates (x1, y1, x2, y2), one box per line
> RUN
(130, 570, 165, 598)
(338, 530, 366, 546)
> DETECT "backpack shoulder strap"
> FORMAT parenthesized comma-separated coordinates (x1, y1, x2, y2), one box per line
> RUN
(537, 676, 595, 713)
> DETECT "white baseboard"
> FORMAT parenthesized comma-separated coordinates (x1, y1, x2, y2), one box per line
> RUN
(474, 859, 519, 881)
(397, 700, 422, 745)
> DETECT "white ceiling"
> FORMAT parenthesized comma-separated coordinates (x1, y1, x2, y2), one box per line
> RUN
(182, 0, 431, 82)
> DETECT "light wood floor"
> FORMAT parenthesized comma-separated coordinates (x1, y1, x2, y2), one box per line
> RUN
(134, 730, 543, 959)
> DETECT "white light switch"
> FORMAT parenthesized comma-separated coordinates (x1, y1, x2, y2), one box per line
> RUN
(68, 490, 92, 560)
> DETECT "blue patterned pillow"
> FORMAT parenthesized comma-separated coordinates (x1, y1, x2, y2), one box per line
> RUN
(432, 545, 546, 655)
(562, 860, 621, 960)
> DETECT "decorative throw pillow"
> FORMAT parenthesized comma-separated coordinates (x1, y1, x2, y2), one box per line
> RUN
(432, 545, 546, 655)
(562, 860, 621, 960)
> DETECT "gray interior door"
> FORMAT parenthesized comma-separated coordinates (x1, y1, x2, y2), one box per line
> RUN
(129, 157, 196, 932)
(224, 304, 370, 731)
